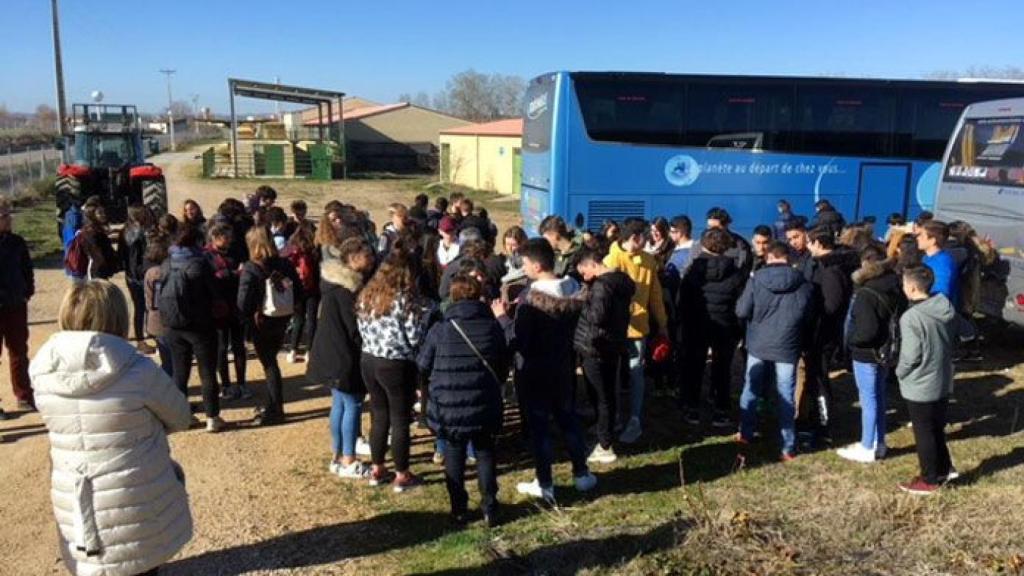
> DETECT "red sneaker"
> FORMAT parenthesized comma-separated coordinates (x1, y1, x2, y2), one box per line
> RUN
(367, 467, 392, 487)
(898, 477, 939, 496)
(780, 453, 797, 463)
(392, 472, 423, 493)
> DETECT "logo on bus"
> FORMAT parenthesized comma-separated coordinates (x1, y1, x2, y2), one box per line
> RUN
(527, 93, 548, 120)
(664, 154, 700, 187)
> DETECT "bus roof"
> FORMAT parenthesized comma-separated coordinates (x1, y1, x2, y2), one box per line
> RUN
(558, 71, 1024, 89)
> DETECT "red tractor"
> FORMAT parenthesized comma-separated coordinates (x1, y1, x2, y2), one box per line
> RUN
(55, 103, 168, 228)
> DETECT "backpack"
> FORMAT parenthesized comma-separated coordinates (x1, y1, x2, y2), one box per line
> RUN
(158, 260, 195, 329)
(861, 286, 900, 367)
(263, 275, 295, 317)
(64, 232, 89, 277)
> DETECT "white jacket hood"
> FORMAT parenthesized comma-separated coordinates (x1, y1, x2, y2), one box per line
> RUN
(30, 331, 140, 398)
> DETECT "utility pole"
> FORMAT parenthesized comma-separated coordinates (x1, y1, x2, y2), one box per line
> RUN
(191, 94, 200, 134)
(50, 0, 68, 139)
(159, 69, 177, 151)
(274, 76, 281, 119)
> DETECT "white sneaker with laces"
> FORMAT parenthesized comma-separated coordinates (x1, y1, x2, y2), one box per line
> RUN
(837, 442, 876, 463)
(516, 479, 555, 501)
(574, 472, 598, 492)
(205, 416, 225, 433)
(287, 351, 298, 364)
(337, 461, 368, 479)
(329, 461, 342, 475)
(618, 417, 642, 444)
(355, 437, 371, 456)
(588, 444, 618, 464)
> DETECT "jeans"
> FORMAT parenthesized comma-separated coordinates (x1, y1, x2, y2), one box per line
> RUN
(525, 387, 590, 487)
(253, 316, 290, 415)
(852, 361, 887, 451)
(166, 328, 220, 417)
(582, 354, 620, 449)
(217, 317, 247, 388)
(739, 354, 797, 456)
(329, 389, 363, 457)
(361, 355, 416, 472)
(906, 398, 952, 485)
(0, 303, 32, 404)
(289, 295, 320, 352)
(436, 437, 476, 459)
(444, 433, 497, 516)
(622, 339, 646, 422)
(683, 329, 738, 413)
(155, 336, 173, 377)
(126, 279, 146, 342)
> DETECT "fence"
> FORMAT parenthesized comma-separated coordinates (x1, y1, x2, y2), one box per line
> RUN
(202, 143, 339, 180)
(0, 145, 63, 198)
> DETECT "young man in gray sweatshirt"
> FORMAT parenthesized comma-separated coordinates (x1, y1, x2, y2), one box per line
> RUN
(896, 266, 957, 495)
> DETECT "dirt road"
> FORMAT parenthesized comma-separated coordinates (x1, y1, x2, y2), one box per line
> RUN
(0, 153, 518, 575)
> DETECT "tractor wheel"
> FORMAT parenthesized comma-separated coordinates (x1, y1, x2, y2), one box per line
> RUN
(142, 178, 168, 217)
(54, 175, 82, 215)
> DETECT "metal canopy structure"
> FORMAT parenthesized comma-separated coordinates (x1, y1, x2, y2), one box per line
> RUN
(227, 78, 347, 178)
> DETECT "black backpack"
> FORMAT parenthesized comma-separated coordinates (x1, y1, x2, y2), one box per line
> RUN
(159, 257, 211, 330)
(861, 286, 900, 367)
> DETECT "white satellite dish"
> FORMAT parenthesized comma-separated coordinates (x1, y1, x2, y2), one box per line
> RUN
(91, 90, 104, 103)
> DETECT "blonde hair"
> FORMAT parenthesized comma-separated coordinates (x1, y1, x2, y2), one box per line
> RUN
(246, 225, 278, 263)
(59, 281, 129, 337)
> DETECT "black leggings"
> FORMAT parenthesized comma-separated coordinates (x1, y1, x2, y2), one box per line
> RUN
(127, 280, 146, 342)
(253, 316, 290, 415)
(166, 328, 219, 417)
(289, 295, 320, 352)
(582, 354, 620, 449)
(361, 355, 416, 472)
(217, 317, 247, 388)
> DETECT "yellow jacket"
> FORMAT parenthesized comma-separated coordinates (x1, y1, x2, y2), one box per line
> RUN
(603, 241, 668, 339)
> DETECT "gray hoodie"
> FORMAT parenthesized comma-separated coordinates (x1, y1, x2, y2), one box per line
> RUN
(896, 294, 957, 403)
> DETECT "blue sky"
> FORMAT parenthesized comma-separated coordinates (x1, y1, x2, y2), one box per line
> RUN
(2, 0, 1022, 114)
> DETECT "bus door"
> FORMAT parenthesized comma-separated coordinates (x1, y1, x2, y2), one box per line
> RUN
(856, 162, 912, 223)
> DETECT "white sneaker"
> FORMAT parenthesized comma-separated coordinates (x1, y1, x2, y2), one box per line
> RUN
(836, 443, 876, 463)
(329, 461, 341, 475)
(574, 472, 598, 492)
(355, 437, 371, 456)
(588, 444, 618, 464)
(618, 417, 642, 444)
(413, 401, 422, 413)
(286, 351, 299, 364)
(205, 416, 225, 433)
(516, 478, 555, 501)
(337, 461, 368, 479)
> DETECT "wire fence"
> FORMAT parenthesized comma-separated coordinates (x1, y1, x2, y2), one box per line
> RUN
(0, 145, 63, 198)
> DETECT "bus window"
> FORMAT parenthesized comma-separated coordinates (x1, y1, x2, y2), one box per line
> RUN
(944, 116, 1024, 188)
(795, 83, 896, 157)
(684, 80, 794, 151)
(895, 88, 968, 160)
(573, 76, 685, 145)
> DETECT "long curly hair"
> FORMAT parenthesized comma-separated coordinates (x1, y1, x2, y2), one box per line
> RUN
(358, 252, 420, 318)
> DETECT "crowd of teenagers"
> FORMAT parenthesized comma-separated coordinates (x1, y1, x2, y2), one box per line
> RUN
(0, 188, 1007, 575)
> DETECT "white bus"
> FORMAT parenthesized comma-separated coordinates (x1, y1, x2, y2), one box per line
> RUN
(936, 97, 1024, 326)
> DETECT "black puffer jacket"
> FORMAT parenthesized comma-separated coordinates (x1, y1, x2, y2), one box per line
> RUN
(500, 277, 585, 397)
(812, 208, 846, 237)
(118, 224, 148, 283)
(811, 250, 855, 348)
(678, 252, 746, 336)
(418, 299, 509, 440)
(736, 263, 813, 363)
(306, 260, 365, 394)
(847, 260, 906, 364)
(574, 270, 635, 357)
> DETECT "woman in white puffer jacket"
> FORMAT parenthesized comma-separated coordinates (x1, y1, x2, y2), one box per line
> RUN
(30, 281, 193, 576)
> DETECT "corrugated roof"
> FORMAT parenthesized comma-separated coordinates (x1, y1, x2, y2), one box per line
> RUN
(304, 103, 410, 125)
(440, 118, 523, 137)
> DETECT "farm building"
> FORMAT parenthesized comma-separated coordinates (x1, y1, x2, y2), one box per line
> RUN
(439, 118, 523, 196)
(301, 100, 470, 173)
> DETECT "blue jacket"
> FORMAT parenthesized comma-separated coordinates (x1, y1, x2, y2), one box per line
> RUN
(736, 263, 813, 363)
(418, 299, 509, 440)
(922, 250, 959, 308)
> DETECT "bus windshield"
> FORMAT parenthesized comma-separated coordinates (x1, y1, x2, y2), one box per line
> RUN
(944, 116, 1024, 188)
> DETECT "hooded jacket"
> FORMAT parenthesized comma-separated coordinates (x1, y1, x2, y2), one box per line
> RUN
(501, 276, 585, 396)
(29, 331, 192, 576)
(603, 241, 668, 338)
(736, 263, 813, 363)
(896, 294, 957, 403)
(418, 299, 510, 440)
(306, 260, 365, 394)
(574, 270, 636, 357)
(163, 245, 222, 332)
(678, 252, 746, 337)
(847, 260, 906, 364)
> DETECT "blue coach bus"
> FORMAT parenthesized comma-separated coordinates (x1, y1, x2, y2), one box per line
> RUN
(521, 71, 1024, 235)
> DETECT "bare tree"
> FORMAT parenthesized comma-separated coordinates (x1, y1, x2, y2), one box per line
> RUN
(168, 100, 192, 119)
(0, 104, 11, 130)
(441, 69, 526, 121)
(924, 66, 1024, 80)
(34, 104, 58, 131)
